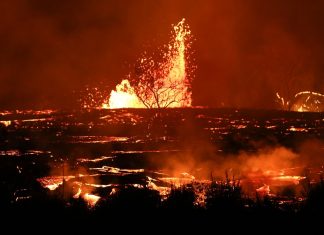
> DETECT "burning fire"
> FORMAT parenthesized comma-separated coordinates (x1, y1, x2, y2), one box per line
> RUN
(104, 18, 193, 109)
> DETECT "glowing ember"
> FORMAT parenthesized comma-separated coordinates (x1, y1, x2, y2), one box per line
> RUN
(105, 18, 193, 109)
(73, 187, 82, 198)
(73, 183, 100, 207)
(83, 193, 100, 207)
(147, 176, 170, 197)
(0, 120, 11, 127)
(256, 184, 270, 197)
(288, 127, 308, 132)
(0, 111, 13, 116)
(73, 186, 100, 207)
(80, 86, 110, 109)
(0, 150, 21, 156)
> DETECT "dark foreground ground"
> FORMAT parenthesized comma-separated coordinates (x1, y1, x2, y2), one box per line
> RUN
(0, 108, 324, 231)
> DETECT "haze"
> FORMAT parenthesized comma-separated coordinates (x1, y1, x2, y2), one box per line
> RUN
(1, 0, 323, 109)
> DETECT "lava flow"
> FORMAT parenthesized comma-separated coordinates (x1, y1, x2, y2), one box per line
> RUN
(73, 186, 100, 207)
(105, 18, 193, 109)
(37, 176, 75, 191)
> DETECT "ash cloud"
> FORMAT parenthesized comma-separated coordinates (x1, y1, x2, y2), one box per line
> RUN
(0, 0, 324, 108)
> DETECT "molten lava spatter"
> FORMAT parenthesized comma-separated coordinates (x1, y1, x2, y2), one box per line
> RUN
(292, 91, 324, 112)
(276, 91, 324, 112)
(104, 18, 193, 109)
(108, 80, 145, 109)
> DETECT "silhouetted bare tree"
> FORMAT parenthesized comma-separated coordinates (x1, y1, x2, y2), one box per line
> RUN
(129, 56, 191, 109)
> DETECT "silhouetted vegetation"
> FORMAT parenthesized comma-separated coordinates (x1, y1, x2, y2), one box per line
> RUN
(162, 185, 196, 210)
(1, 108, 324, 232)
(96, 186, 161, 212)
(302, 175, 324, 216)
(206, 172, 244, 213)
(0, 176, 323, 233)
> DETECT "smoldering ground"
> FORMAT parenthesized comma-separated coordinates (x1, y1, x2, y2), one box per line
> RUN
(146, 132, 324, 183)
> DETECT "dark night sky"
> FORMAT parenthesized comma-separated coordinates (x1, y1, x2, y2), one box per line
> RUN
(1, 0, 324, 109)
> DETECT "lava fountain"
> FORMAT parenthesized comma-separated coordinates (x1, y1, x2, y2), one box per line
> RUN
(291, 91, 324, 112)
(276, 91, 324, 112)
(104, 18, 194, 109)
(107, 79, 145, 109)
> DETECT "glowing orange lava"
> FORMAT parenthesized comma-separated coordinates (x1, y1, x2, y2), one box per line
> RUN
(108, 79, 145, 109)
(73, 186, 101, 207)
(83, 193, 100, 207)
(0, 120, 11, 127)
(104, 18, 193, 109)
(256, 184, 270, 197)
(292, 91, 324, 112)
(37, 176, 75, 190)
(276, 91, 324, 112)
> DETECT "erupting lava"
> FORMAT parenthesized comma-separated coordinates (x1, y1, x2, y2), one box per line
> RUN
(276, 91, 324, 112)
(108, 79, 145, 108)
(104, 18, 193, 109)
(292, 91, 324, 112)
